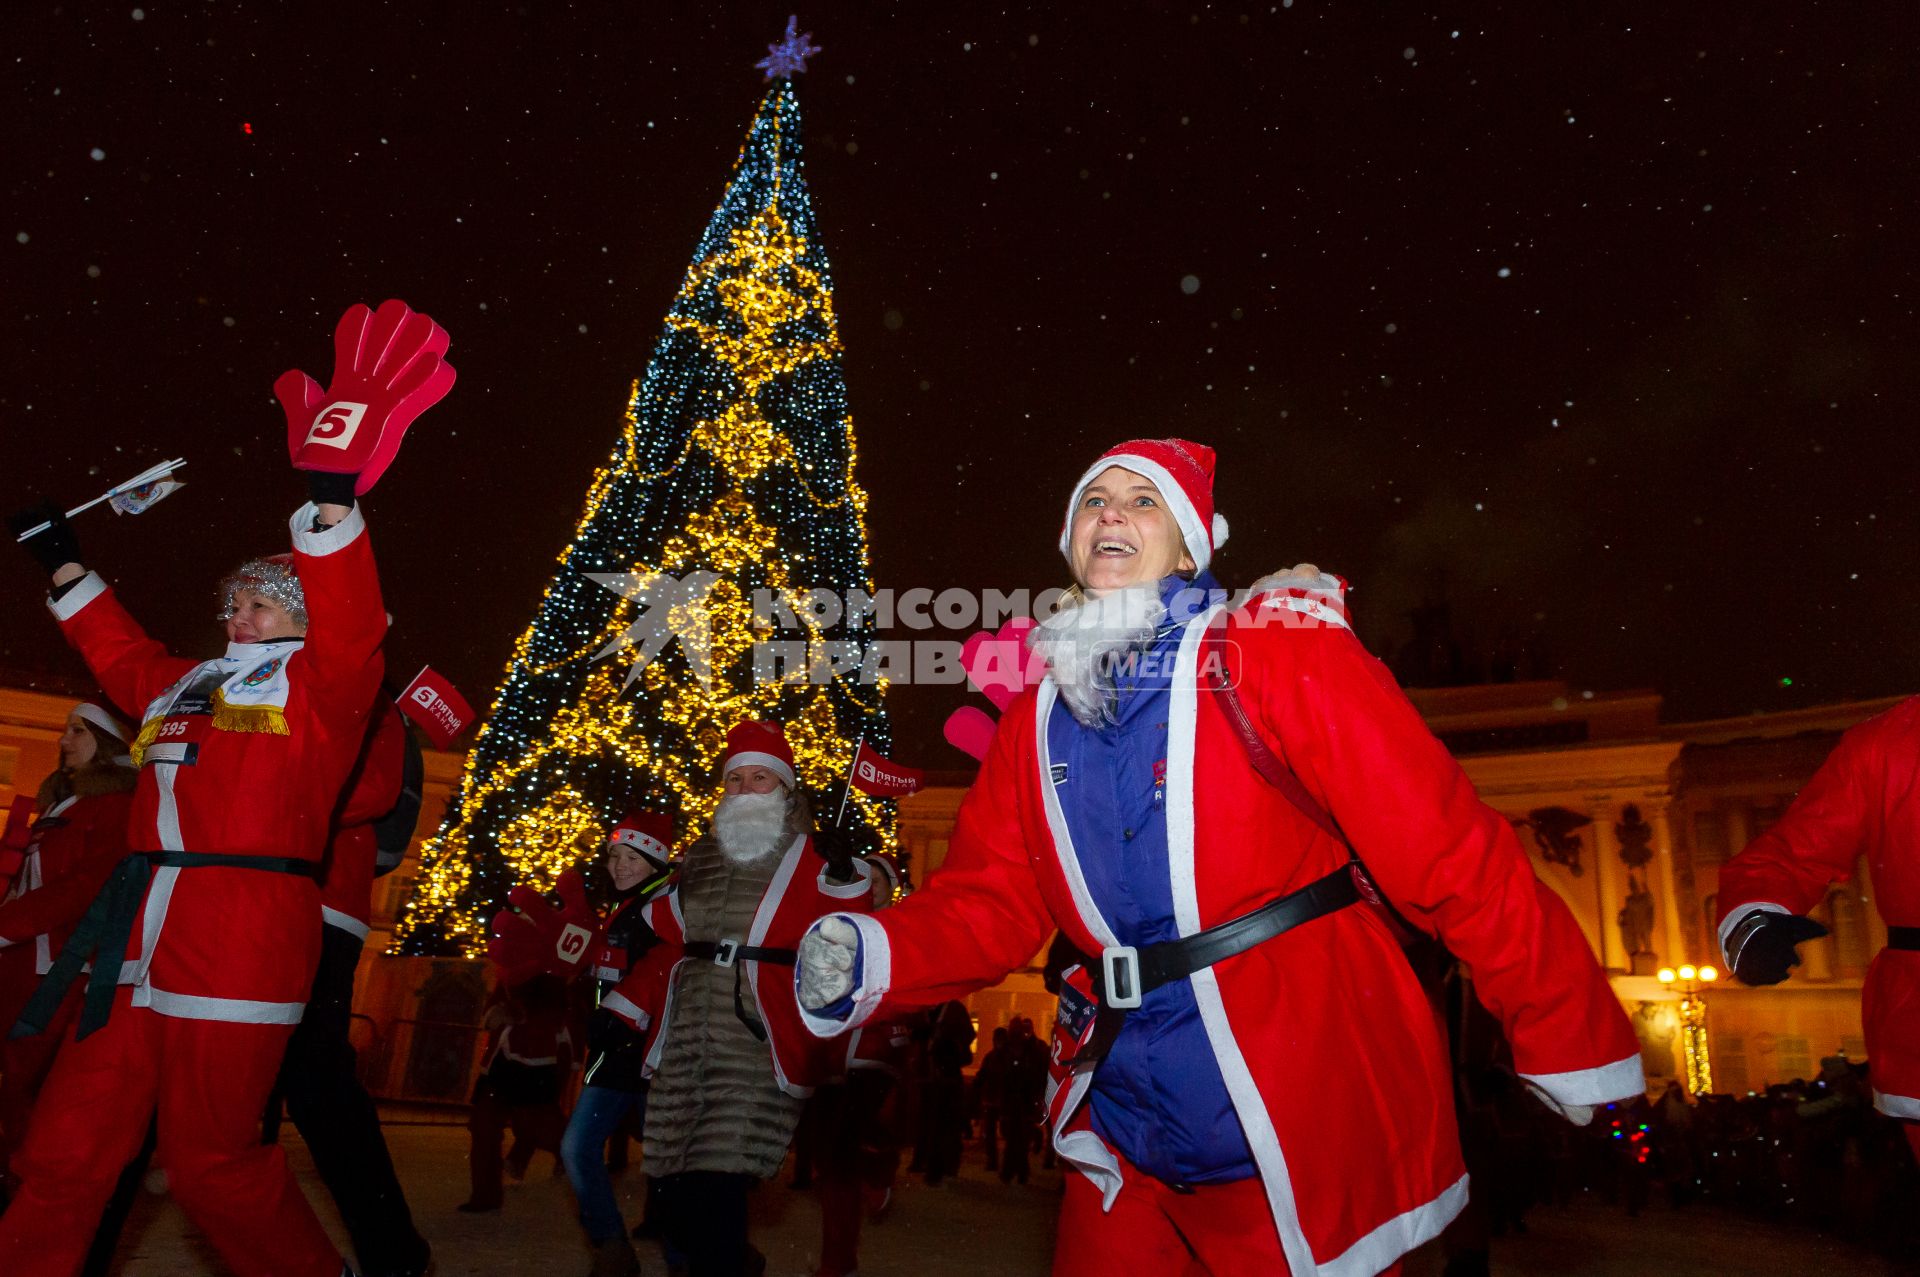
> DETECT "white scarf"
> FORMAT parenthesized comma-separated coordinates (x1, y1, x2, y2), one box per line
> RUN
(1029, 582, 1168, 727)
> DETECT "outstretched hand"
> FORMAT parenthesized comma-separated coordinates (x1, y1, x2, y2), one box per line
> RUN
(1729, 912, 1829, 987)
(797, 917, 860, 1011)
(9, 502, 81, 579)
(486, 868, 596, 987)
(280, 299, 456, 495)
(813, 826, 858, 884)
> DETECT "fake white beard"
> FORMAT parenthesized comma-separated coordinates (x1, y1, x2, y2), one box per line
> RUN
(711, 790, 791, 865)
(1029, 582, 1167, 727)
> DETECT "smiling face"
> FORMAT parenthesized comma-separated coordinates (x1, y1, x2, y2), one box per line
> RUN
(58, 712, 99, 770)
(224, 589, 306, 644)
(606, 842, 652, 892)
(723, 765, 785, 796)
(1067, 465, 1195, 594)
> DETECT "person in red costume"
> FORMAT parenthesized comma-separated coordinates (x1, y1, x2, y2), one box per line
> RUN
(798, 438, 1643, 1277)
(602, 719, 873, 1277)
(0, 704, 137, 1200)
(1716, 695, 1920, 1159)
(0, 298, 450, 1277)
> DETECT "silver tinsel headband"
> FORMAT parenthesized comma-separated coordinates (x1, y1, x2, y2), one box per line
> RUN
(218, 554, 308, 627)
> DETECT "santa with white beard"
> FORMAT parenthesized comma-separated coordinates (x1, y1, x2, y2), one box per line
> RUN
(600, 719, 872, 1277)
(796, 438, 1642, 1277)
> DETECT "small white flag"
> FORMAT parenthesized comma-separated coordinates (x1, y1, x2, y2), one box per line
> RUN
(108, 478, 184, 516)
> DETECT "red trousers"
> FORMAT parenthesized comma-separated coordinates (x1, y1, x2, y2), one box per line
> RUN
(1054, 1154, 1406, 1277)
(0, 990, 340, 1277)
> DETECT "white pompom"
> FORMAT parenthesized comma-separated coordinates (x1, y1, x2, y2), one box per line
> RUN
(1212, 512, 1230, 548)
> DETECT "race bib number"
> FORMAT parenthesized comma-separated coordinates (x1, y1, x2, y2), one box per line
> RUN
(142, 714, 210, 767)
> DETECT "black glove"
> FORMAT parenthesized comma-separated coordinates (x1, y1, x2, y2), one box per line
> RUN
(1728, 911, 1828, 986)
(813, 826, 857, 884)
(8, 502, 81, 578)
(305, 469, 358, 510)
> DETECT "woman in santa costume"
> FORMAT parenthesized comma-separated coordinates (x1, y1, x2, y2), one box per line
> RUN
(601, 720, 872, 1277)
(0, 704, 137, 1200)
(558, 811, 673, 1277)
(1, 472, 384, 1277)
(797, 438, 1643, 1277)
(1715, 695, 1920, 1159)
(0, 299, 451, 1277)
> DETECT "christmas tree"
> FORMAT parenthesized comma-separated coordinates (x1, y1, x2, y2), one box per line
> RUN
(396, 44, 895, 956)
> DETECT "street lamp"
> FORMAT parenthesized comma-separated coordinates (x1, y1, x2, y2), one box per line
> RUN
(1657, 962, 1718, 1096)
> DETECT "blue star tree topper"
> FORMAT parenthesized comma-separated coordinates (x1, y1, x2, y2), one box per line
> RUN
(756, 15, 820, 80)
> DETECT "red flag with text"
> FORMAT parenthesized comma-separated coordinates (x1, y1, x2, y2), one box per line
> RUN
(850, 740, 925, 797)
(396, 666, 475, 749)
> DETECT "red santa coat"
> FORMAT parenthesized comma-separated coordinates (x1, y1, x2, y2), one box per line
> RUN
(0, 793, 135, 978)
(810, 594, 1641, 1276)
(318, 699, 407, 940)
(46, 504, 386, 1024)
(1716, 695, 1920, 1120)
(603, 833, 873, 1098)
(0, 792, 135, 1030)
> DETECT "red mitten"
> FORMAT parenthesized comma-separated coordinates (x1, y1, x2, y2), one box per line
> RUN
(486, 869, 597, 986)
(279, 298, 457, 495)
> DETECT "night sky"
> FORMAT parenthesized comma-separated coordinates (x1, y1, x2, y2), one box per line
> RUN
(5, 3, 1915, 763)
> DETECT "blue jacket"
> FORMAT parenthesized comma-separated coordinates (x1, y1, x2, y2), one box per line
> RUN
(1048, 570, 1256, 1185)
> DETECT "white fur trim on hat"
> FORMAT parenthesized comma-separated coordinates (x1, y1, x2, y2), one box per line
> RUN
(1060, 453, 1217, 573)
(721, 750, 795, 788)
(73, 702, 130, 744)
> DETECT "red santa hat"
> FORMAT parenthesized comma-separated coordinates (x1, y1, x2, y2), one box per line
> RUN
(607, 812, 674, 870)
(1057, 438, 1228, 574)
(720, 719, 795, 789)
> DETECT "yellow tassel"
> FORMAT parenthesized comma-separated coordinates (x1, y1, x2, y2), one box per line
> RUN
(129, 717, 164, 768)
(210, 689, 289, 737)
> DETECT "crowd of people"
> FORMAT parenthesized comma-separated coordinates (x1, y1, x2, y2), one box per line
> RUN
(0, 293, 1912, 1277)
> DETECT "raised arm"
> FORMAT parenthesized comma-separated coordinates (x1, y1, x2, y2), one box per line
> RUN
(286, 491, 388, 737)
(1252, 623, 1641, 1112)
(8, 504, 196, 721)
(1713, 710, 1891, 983)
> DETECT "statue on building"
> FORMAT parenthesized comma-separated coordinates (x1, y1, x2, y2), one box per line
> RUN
(1515, 806, 1592, 876)
(1619, 874, 1658, 974)
(1616, 803, 1654, 873)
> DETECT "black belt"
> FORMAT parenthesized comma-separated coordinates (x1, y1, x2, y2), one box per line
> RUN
(683, 940, 796, 968)
(1097, 862, 1361, 1010)
(1890, 926, 1920, 951)
(682, 940, 797, 1042)
(12, 851, 319, 1042)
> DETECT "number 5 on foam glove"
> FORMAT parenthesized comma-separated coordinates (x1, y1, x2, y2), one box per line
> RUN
(279, 298, 457, 495)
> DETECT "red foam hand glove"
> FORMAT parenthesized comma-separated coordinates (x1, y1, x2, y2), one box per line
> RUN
(279, 299, 456, 495)
(486, 869, 596, 987)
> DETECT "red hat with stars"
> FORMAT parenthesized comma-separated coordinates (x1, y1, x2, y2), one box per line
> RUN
(607, 812, 674, 870)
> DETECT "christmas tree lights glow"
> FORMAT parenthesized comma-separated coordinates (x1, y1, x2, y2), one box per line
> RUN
(395, 75, 896, 955)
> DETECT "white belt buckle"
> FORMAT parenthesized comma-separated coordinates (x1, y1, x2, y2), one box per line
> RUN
(1101, 945, 1142, 1009)
(713, 939, 739, 968)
